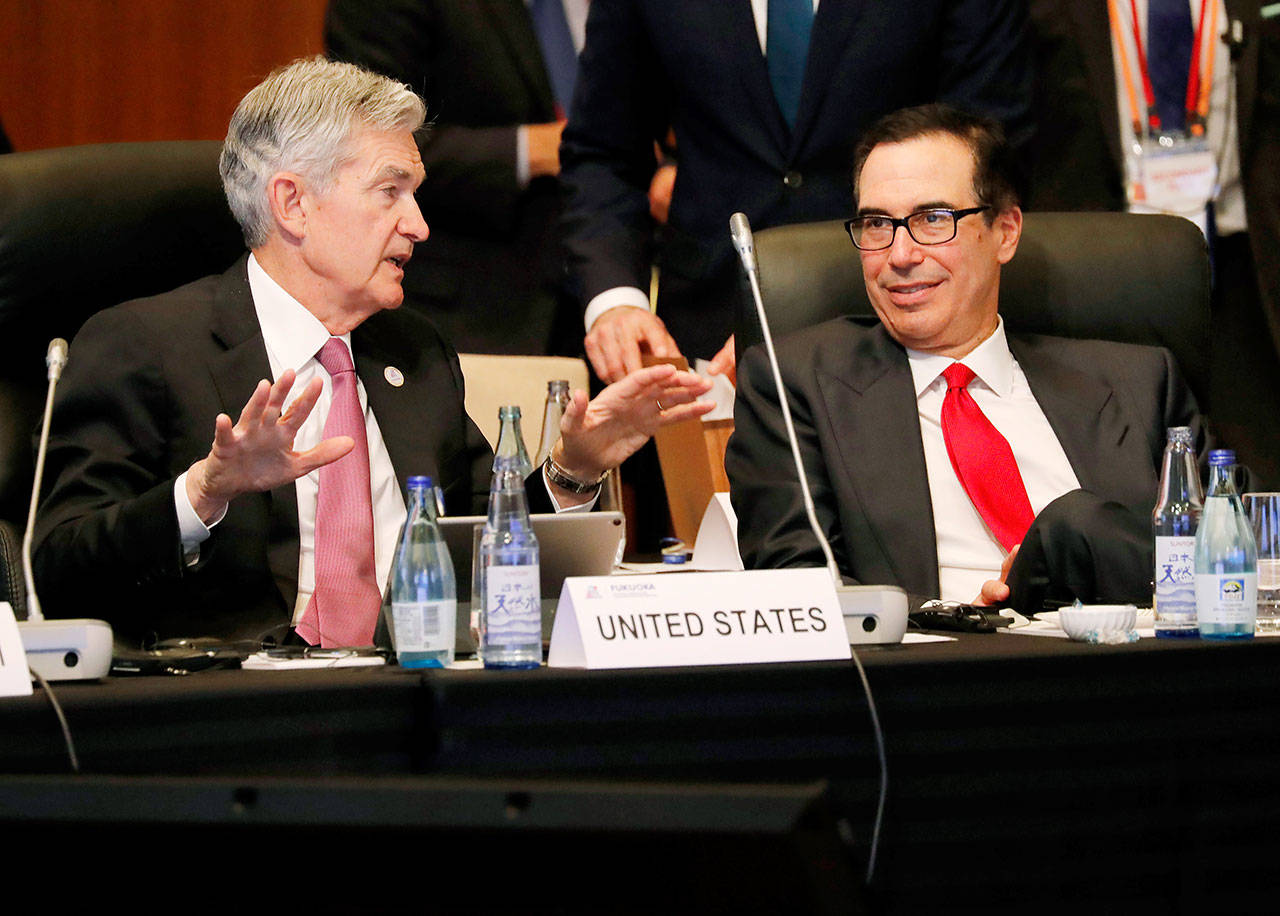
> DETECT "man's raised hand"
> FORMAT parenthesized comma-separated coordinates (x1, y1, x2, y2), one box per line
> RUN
(185, 370, 354, 523)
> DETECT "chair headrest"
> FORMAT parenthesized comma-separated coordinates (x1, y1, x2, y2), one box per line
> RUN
(0, 141, 246, 375)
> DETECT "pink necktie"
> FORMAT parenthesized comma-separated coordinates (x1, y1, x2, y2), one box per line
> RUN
(940, 363, 1034, 552)
(295, 338, 381, 647)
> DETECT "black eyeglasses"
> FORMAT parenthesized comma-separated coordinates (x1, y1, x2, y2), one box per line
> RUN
(844, 206, 990, 251)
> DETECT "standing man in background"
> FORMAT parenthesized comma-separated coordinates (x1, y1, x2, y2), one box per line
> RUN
(326, 0, 590, 356)
(561, 0, 1035, 386)
(1025, 0, 1280, 486)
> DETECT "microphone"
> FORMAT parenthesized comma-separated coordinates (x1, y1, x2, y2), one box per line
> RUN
(729, 213, 841, 586)
(46, 338, 68, 382)
(730, 214, 903, 886)
(728, 213, 907, 639)
(729, 212, 757, 276)
(17, 339, 113, 680)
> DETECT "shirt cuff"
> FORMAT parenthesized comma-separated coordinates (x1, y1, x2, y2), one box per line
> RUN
(516, 124, 531, 188)
(583, 286, 651, 333)
(174, 471, 227, 563)
(542, 465, 599, 513)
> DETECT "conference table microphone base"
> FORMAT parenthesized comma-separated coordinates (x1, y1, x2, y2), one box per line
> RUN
(19, 618, 114, 681)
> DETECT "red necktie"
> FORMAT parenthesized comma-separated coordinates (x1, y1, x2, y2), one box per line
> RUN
(940, 363, 1034, 552)
(295, 339, 381, 647)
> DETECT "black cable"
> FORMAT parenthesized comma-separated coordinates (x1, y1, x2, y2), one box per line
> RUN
(30, 668, 79, 773)
(849, 647, 886, 886)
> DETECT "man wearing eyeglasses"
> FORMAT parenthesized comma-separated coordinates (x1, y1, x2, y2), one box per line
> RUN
(727, 104, 1202, 610)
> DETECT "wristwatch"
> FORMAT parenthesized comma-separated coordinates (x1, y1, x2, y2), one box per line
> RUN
(545, 456, 607, 495)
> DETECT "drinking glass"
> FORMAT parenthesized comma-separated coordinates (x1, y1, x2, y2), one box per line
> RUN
(1243, 493, 1280, 634)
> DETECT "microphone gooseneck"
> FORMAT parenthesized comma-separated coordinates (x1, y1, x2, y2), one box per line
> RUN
(728, 213, 840, 587)
(24, 338, 70, 621)
(729, 214, 890, 886)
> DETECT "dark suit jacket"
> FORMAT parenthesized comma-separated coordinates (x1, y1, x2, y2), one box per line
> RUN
(326, 0, 572, 355)
(1025, 0, 1279, 353)
(31, 257, 497, 644)
(726, 318, 1202, 599)
(560, 0, 1034, 360)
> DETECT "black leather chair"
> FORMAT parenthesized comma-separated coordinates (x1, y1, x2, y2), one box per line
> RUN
(0, 141, 246, 613)
(737, 211, 1211, 405)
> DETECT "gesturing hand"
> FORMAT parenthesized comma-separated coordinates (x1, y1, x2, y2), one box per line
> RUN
(552, 363, 713, 489)
(185, 370, 354, 523)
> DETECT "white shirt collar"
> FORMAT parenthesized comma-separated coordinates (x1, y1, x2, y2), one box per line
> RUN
(905, 316, 1015, 399)
(246, 253, 352, 370)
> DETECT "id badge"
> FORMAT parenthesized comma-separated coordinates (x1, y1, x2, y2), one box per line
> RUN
(1129, 134, 1216, 236)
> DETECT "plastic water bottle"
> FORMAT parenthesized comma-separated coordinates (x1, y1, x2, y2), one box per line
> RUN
(1195, 450, 1257, 639)
(533, 379, 571, 468)
(1152, 426, 1202, 637)
(387, 475, 456, 668)
(475, 406, 542, 668)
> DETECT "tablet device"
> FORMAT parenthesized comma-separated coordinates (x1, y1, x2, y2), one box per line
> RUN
(438, 512, 626, 654)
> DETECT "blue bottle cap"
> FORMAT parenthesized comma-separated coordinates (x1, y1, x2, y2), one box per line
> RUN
(1208, 449, 1236, 467)
(407, 475, 434, 488)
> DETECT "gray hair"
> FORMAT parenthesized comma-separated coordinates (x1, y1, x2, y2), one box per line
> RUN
(219, 56, 426, 248)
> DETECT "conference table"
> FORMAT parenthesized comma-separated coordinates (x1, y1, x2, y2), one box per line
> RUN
(4, 630, 1278, 913)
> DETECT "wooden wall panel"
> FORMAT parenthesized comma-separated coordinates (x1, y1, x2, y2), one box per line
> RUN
(0, 0, 329, 151)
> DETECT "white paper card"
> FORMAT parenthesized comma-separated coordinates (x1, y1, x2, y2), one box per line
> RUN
(548, 568, 849, 669)
(0, 602, 34, 697)
(690, 493, 744, 571)
(692, 358, 736, 421)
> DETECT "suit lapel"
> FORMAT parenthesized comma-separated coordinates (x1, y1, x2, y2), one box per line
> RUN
(1070, 0, 1125, 176)
(816, 325, 939, 597)
(353, 314, 445, 496)
(206, 258, 300, 610)
(484, 0, 557, 114)
(1010, 335, 1142, 501)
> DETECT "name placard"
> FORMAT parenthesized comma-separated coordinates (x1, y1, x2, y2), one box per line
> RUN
(0, 602, 34, 697)
(548, 569, 849, 669)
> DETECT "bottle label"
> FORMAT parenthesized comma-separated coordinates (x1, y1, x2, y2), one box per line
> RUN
(1154, 536, 1197, 624)
(484, 565, 542, 646)
(1195, 573, 1258, 626)
(392, 600, 456, 652)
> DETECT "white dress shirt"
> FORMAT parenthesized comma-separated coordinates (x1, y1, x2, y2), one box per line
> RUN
(907, 319, 1081, 602)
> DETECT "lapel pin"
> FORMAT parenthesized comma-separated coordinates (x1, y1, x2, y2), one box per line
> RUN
(384, 366, 405, 387)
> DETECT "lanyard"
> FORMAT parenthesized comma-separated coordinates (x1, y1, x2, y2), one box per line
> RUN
(1107, 0, 1219, 136)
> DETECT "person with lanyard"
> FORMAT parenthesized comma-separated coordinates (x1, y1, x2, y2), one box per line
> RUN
(1109, 0, 1228, 235)
(1024, 0, 1280, 488)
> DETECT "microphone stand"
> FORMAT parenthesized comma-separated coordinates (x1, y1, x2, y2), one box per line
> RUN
(17, 339, 114, 680)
